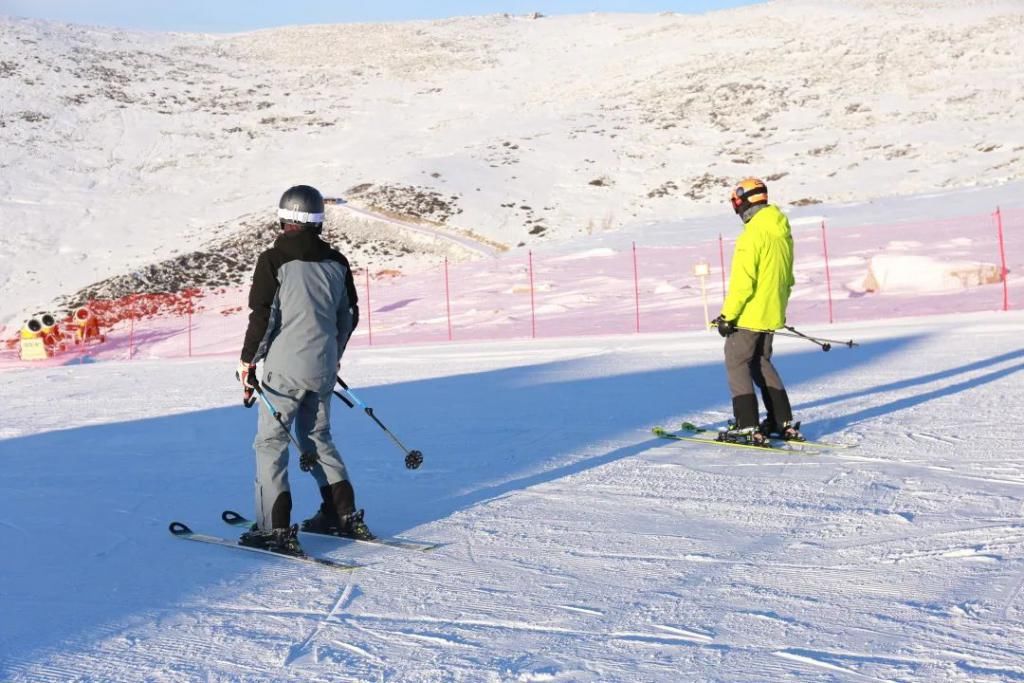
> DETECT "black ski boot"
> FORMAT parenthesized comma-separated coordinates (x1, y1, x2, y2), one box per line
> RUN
(239, 524, 304, 556)
(760, 419, 805, 442)
(337, 509, 376, 541)
(301, 504, 342, 535)
(717, 423, 772, 448)
(302, 507, 375, 541)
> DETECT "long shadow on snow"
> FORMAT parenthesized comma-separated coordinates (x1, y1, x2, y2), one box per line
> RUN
(794, 347, 1024, 413)
(0, 334, 917, 671)
(815, 351, 1024, 432)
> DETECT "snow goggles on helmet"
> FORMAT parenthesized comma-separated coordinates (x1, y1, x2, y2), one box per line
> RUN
(730, 178, 768, 213)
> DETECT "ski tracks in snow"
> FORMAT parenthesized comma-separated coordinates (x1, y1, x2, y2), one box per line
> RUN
(282, 583, 375, 668)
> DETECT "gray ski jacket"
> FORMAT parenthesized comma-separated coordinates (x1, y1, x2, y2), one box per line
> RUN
(240, 230, 359, 392)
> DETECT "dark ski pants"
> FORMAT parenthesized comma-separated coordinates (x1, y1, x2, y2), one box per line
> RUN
(724, 329, 793, 430)
(253, 376, 351, 531)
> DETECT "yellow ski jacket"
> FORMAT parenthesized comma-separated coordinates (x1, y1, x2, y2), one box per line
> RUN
(720, 204, 795, 331)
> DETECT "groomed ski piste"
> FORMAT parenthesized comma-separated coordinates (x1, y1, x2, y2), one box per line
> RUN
(2, 304, 1024, 681)
(3, 2, 1024, 680)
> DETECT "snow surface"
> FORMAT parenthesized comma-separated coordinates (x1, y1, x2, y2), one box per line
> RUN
(2, 311, 1024, 681)
(3, 2, 1024, 680)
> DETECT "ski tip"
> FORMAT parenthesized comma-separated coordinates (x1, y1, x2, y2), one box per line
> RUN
(168, 521, 192, 536)
(222, 510, 246, 525)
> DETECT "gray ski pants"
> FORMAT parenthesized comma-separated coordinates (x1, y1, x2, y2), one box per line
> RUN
(724, 329, 793, 429)
(253, 375, 349, 531)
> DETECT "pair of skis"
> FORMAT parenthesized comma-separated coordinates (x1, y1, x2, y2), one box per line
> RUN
(653, 422, 855, 454)
(169, 510, 439, 572)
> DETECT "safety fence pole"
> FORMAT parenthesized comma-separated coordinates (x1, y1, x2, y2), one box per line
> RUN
(718, 233, 727, 302)
(187, 290, 193, 358)
(365, 269, 373, 346)
(528, 250, 537, 339)
(996, 207, 1009, 311)
(632, 241, 641, 333)
(128, 296, 135, 361)
(444, 257, 453, 341)
(821, 220, 835, 324)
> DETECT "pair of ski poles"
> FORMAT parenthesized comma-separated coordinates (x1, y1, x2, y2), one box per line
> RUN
(247, 375, 424, 472)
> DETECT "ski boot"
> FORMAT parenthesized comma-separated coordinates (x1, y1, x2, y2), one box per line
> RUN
(301, 504, 341, 535)
(760, 419, 805, 442)
(239, 524, 304, 556)
(717, 422, 771, 448)
(337, 509, 376, 541)
(302, 508, 376, 541)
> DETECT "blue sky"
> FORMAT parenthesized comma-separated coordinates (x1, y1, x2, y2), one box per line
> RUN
(3, 1, 756, 32)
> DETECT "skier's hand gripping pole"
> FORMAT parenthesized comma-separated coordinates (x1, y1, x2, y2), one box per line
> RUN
(250, 381, 320, 473)
(334, 376, 424, 470)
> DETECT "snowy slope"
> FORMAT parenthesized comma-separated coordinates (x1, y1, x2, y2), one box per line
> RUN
(3, 2, 1024, 679)
(2, 311, 1024, 681)
(2, 0, 1024, 324)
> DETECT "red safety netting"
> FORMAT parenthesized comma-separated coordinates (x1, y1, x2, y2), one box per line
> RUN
(1, 207, 1017, 370)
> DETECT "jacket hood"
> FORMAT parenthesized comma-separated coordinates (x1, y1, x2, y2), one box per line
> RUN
(274, 230, 328, 259)
(745, 204, 791, 237)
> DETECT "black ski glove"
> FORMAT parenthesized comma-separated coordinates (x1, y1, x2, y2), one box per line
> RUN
(236, 360, 258, 407)
(712, 315, 736, 338)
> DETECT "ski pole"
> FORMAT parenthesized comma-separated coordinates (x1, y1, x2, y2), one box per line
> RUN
(777, 325, 858, 352)
(334, 376, 423, 470)
(252, 382, 321, 473)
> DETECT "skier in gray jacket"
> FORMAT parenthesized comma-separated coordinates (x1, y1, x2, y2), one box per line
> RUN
(236, 184, 373, 554)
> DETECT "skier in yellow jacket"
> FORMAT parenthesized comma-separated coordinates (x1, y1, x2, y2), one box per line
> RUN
(711, 178, 804, 445)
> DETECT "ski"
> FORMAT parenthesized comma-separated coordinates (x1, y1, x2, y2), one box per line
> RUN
(679, 421, 856, 449)
(168, 521, 362, 571)
(653, 427, 822, 454)
(222, 510, 440, 552)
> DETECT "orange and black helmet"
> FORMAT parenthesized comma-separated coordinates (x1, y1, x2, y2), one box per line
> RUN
(730, 177, 768, 215)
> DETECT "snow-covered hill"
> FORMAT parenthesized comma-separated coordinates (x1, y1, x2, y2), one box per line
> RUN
(2, 0, 1024, 325)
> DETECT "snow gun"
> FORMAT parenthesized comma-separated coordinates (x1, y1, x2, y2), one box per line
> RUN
(334, 376, 424, 470)
(71, 306, 105, 345)
(38, 313, 67, 352)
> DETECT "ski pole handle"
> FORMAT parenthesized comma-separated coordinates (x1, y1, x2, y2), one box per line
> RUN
(336, 376, 367, 408)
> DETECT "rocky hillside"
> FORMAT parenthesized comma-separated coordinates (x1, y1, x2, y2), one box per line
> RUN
(1, 0, 1022, 323)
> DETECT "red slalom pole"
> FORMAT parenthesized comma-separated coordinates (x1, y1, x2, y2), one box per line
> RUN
(996, 207, 1009, 311)
(718, 233, 727, 302)
(632, 241, 641, 333)
(444, 257, 453, 341)
(821, 220, 835, 324)
(365, 268, 373, 346)
(528, 250, 537, 339)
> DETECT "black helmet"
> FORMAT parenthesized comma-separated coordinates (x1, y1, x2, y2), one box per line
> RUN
(278, 185, 325, 233)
